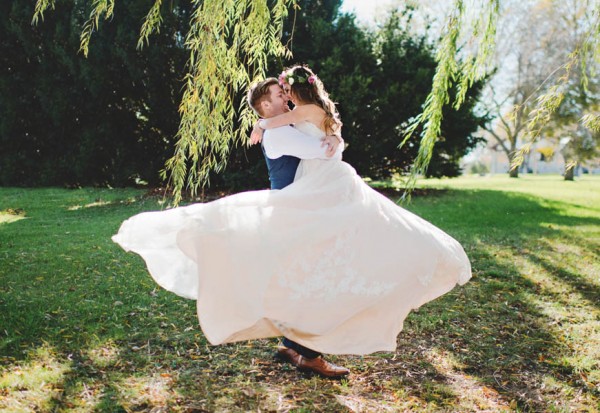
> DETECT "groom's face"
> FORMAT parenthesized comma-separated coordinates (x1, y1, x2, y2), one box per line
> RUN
(263, 84, 290, 117)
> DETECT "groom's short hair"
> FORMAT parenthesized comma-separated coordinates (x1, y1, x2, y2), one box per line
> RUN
(247, 77, 279, 116)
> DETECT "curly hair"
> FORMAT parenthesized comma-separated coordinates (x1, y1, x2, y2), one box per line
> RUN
(281, 65, 342, 135)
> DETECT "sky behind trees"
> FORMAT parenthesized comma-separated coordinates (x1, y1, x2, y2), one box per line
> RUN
(340, 0, 395, 23)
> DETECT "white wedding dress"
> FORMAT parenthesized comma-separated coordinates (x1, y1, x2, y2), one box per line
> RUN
(113, 122, 471, 355)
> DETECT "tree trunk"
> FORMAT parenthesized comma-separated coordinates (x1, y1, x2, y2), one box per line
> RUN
(564, 163, 575, 181)
(508, 153, 519, 178)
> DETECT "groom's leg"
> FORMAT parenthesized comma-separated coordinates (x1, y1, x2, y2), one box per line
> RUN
(282, 337, 321, 359)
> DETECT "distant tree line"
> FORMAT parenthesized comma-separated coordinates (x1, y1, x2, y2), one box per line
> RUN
(1, 0, 487, 190)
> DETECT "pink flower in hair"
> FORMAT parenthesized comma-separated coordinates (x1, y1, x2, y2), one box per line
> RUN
(308, 75, 316, 84)
(278, 71, 287, 86)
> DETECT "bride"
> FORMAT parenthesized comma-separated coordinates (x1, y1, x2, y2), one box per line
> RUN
(112, 64, 471, 357)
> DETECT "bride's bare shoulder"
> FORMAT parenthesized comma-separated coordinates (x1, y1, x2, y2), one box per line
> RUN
(304, 103, 326, 113)
(297, 104, 326, 123)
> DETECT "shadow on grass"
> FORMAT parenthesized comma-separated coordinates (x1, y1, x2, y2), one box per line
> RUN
(525, 242, 600, 310)
(388, 189, 600, 410)
(1, 188, 599, 411)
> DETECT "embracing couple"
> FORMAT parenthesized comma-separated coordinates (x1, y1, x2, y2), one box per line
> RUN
(246, 68, 350, 378)
(112, 65, 471, 381)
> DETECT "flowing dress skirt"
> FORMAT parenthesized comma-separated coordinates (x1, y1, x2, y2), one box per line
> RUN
(112, 159, 471, 355)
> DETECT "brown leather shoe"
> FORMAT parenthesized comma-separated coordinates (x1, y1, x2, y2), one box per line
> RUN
(296, 355, 350, 378)
(275, 346, 302, 366)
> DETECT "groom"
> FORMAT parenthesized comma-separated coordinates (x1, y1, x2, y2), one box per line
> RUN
(246, 78, 350, 378)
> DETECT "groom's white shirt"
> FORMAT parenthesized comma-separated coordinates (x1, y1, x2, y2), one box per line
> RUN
(263, 126, 343, 160)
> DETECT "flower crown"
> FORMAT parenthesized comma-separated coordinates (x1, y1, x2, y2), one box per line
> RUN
(278, 70, 316, 86)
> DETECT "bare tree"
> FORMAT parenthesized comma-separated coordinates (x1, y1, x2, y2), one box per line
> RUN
(481, 0, 570, 177)
(547, 0, 600, 180)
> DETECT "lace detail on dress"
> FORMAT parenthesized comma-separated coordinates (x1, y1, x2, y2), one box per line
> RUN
(277, 229, 397, 301)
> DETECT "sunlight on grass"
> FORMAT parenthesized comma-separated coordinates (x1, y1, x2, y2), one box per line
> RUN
(0, 209, 26, 224)
(261, 383, 298, 411)
(60, 340, 164, 412)
(67, 199, 115, 211)
(334, 394, 397, 411)
(471, 229, 600, 411)
(425, 348, 512, 411)
(84, 340, 121, 368)
(0, 345, 70, 412)
(114, 373, 178, 411)
(54, 379, 110, 413)
(416, 174, 600, 211)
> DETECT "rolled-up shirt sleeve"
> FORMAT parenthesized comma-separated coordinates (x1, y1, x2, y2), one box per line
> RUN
(263, 126, 342, 160)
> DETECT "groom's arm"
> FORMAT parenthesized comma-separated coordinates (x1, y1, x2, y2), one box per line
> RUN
(262, 126, 343, 160)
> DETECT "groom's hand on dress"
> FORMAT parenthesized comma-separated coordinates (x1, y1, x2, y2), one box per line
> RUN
(321, 135, 343, 157)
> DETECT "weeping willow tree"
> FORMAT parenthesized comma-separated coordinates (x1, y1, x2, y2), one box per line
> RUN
(33, 0, 293, 204)
(32, 0, 600, 203)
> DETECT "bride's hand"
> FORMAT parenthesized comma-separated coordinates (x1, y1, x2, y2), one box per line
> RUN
(321, 135, 343, 157)
(249, 121, 264, 145)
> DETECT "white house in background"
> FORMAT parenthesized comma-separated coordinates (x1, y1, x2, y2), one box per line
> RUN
(463, 135, 600, 175)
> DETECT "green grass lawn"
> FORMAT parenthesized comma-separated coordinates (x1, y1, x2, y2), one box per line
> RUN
(1, 175, 599, 412)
